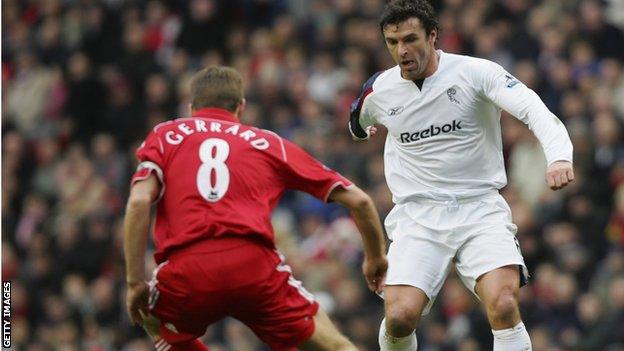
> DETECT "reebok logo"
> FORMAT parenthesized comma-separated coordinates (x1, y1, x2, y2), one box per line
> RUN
(388, 106, 404, 116)
(400, 120, 462, 143)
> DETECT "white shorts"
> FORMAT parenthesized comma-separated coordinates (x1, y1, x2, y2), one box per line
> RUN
(384, 192, 529, 315)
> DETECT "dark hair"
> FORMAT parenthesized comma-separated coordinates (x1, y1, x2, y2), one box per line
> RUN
(189, 66, 244, 112)
(379, 0, 439, 37)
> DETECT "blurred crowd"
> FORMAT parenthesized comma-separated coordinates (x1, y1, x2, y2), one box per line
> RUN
(2, 0, 624, 350)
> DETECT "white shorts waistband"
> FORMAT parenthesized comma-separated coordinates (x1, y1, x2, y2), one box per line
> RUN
(398, 190, 499, 207)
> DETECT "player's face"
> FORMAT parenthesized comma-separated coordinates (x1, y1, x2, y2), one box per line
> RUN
(383, 17, 437, 80)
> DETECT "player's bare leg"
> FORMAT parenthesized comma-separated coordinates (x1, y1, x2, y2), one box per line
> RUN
(476, 265, 531, 351)
(298, 308, 357, 351)
(378, 285, 427, 350)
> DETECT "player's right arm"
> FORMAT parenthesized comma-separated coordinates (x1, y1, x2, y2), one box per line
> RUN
(124, 174, 160, 325)
(327, 186, 387, 293)
(348, 72, 382, 141)
(123, 130, 165, 325)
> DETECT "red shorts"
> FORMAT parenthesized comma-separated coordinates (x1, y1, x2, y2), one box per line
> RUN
(147, 236, 319, 350)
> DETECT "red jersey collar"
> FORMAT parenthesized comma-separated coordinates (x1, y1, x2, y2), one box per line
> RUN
(191, 107, 239, 123)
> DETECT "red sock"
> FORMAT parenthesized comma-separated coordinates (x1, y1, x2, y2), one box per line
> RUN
(155, 339, 209, 351)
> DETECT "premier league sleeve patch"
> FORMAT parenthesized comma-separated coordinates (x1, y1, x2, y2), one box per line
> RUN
(504, 74, 520, 88)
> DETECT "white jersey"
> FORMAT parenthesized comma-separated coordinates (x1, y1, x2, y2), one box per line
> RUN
(349, 50, 573, 203)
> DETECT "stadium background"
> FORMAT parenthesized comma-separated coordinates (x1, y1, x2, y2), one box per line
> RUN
(2, 0, 624, 350)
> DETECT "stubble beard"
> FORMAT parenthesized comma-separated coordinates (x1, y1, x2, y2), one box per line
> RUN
(403, 53, 427, 80)
(408, 47, 434, 80)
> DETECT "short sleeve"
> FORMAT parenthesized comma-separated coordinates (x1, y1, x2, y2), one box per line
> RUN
(131, 131, 166, 200)
(279, 139, 353, 202)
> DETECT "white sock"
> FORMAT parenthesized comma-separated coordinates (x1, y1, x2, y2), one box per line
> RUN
(378, 318, 417, 351)
(492, 322, 532, 351)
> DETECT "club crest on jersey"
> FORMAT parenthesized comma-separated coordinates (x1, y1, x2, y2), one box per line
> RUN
(447, 88, 460, 104)
(388, 106, 404, 116)
(505, 74, 520, 88)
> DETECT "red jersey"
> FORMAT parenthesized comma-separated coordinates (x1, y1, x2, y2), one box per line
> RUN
(131, 108, 352, 263)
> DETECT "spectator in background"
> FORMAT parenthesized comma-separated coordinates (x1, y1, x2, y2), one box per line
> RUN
(176, 0, 229, 59)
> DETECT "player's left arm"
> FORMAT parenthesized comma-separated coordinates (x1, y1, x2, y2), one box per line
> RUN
(123, 174, 160, 325)
(328, 186, 387, 293)
(478, 61, 574, 190)
(276, 138, 387, 292)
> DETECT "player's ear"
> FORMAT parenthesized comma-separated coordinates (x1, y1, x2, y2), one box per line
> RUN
(235, 98, 246, 117)
(428, 28, 437, 46)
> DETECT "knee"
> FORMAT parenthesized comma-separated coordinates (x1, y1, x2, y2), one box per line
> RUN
(385, 304, 421, 337)
(487, 288, 519, 325)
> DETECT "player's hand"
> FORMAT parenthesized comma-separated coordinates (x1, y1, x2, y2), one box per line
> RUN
(126, 281, 149, 325)
(139, 310, 162, 342)
(350, 125, 378, 141)
(363, 255, 388, 294)
(546, 161, 574, 190)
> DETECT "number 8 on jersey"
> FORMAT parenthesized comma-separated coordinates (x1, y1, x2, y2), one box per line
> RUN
(197, 138, 230, 202)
